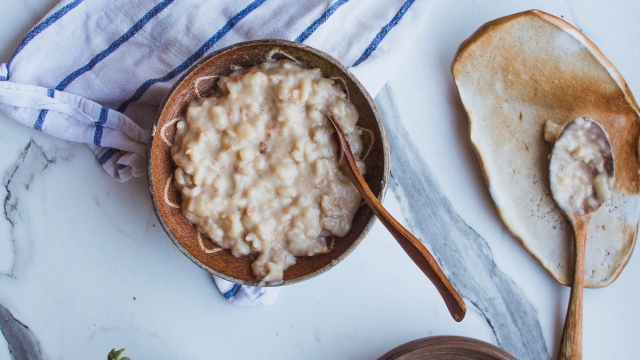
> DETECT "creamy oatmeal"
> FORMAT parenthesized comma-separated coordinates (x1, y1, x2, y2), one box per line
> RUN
(171, 60, 366, 282)
(547, 117, 614, 216)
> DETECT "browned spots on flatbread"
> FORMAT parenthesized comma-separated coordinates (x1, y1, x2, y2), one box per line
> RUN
(452, 10, 639, 287)
(454, 11, 640, 195)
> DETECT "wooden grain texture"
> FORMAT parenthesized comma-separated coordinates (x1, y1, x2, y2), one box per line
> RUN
(377, 336, 517, 360)
(552, 118, 613, 360)
(558, 215, 591, 360)
(325, 112, 466, 322)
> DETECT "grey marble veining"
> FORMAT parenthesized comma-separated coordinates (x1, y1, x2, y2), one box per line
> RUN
(2, 140, 66, 279)
(1, 140, 63, 359)
(0, 303, 43, 360)
(375, 85, 549, 360)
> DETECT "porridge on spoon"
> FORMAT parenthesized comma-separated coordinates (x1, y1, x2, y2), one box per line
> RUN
(545, 117, 614, 216)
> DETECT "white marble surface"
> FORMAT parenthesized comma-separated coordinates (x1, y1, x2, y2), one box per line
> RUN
(1, 1, 639, 359)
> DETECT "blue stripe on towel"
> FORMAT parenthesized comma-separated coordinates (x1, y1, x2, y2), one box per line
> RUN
(295, 0, 349, 43)
(93, 106, 109, 146)
(35, 1, 172, 131)
(116, 0, 268, 113)
(55, 0, 175, 92)
(224, 284, 241, 299)
(34, 110, 48, 131)
(98, 148, 119, 165)
(6, 0, 84, 80)
(117, 164, 127, 170)
(352, 0, 416, 67)
(33, 89, 55, 131)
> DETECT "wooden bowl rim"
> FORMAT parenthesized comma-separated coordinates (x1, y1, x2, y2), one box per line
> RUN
(377, 336, 517, 360)
(148, 39, 390, 286)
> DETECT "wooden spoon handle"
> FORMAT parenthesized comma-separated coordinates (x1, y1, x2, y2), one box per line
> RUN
(340, 163, 466, 322)
(325, 111, 465, 321)
(558, 218, 588, 360)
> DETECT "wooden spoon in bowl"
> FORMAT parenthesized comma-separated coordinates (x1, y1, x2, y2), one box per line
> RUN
(325, 112, 466, 322)
(548, 117, 615, 360)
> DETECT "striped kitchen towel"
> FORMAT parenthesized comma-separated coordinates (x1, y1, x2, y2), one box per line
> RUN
(0, 0, 431, 304)
(214, 277, 279, 306)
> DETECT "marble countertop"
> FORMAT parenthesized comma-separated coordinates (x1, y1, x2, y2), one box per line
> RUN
(1, 1, 639, 359)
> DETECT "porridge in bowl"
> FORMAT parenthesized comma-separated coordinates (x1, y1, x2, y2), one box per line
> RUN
(171, 60, 366, 282)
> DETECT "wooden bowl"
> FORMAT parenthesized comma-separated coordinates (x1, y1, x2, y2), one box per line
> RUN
(377, 336, 516, 360)
(148, 40, 390, 286)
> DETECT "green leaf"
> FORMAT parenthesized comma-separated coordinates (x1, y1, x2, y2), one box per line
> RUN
(107, 348, 128, 360)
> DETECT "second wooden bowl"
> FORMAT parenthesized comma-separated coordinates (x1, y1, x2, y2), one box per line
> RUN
(378, 336, 516, 360)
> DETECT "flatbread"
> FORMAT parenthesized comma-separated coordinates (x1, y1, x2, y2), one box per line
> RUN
(452, 10, 640, 288)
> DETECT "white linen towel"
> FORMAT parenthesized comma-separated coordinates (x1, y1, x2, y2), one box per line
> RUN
(0, 0, 431, 304)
